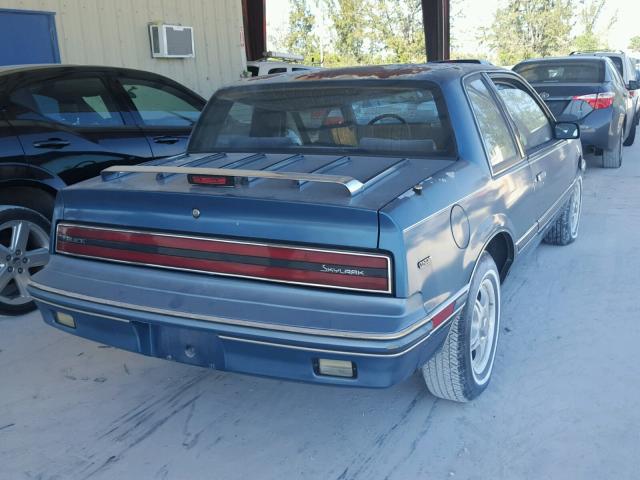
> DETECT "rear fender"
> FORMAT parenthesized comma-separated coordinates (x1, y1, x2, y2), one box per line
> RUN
(0, 162, 66, 191)
(464, 213, 517, 286)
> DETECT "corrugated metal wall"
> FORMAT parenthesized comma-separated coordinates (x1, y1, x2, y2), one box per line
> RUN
(0, 0, 247, 98)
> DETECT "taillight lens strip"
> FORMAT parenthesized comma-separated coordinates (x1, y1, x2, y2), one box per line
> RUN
(572, 91, 614, 110)
(56, 224, 392, 293)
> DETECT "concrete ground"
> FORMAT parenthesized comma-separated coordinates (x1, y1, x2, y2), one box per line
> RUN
(2, 138, 640, 480)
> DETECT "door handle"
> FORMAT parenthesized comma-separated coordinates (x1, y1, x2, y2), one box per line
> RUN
(536, 171, 547, 183)
(153, 136, 180, 145)
(33, 138, 71, 149)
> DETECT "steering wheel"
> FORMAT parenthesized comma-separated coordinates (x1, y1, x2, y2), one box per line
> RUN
(367, 113, 411, 138)
(367, 113, 408, 125)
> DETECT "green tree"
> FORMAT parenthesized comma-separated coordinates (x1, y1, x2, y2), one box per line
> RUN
(323, 0, 369, 64)
(484, 0, 573, 65)
(572, 0, 616, 52)
(283, 0, 321, 64)
(369, 0, 426, 63)
(629, 35, 640, 51)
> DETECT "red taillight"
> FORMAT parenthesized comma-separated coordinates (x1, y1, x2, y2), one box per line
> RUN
(188, 174, 235, 186)
(572, 91, 614, 109)
(55, 224, 392, 294)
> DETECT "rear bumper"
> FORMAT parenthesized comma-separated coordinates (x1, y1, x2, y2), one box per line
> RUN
(28, 257, 466, 388)
(577, 109, 617, 151)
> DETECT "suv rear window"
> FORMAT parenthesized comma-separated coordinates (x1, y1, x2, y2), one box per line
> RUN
(514, 61, 604, 83)
(189, 83, 455, 158)
(605, 56, 624, 77)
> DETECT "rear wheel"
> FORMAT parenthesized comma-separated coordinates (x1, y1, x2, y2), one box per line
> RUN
(623, 118, 636, 146)
(602, 128, 623, 168)
(0, 207, 50, 316)
(422, 252, 500, 402)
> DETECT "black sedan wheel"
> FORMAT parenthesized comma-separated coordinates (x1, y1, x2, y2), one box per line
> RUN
(602, 128, 623, 168)
(0, 207, 50, 316)
(623, 119, 636, 147)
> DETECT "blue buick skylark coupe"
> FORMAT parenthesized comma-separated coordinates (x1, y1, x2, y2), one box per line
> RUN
(28, 64, 584, 402)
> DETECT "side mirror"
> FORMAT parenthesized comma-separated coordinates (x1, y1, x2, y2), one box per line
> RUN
(628, 80, 639, 90)
(555, 122, 580, 140)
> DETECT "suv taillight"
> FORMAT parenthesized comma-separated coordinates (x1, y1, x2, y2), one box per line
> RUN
(55, 224, 392, 294)
(573, 91, 614, 109)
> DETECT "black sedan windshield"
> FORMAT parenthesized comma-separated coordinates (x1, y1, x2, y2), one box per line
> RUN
(189, 83, 455, 158)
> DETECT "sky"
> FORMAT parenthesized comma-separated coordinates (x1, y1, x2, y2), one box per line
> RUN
(266, 0, 640, 57)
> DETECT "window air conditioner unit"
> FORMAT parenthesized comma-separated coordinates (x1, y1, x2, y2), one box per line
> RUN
(149, 24, 195, 58)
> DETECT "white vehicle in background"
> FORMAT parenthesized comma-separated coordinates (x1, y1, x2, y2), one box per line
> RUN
(246, 51, 318, 77)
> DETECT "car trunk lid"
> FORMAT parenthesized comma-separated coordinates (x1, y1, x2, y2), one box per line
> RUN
(58, 152, 454, 293)
(529, 82, 606, 120)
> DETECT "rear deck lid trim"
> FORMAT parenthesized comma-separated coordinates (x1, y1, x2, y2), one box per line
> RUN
(55, 224, 392, 294)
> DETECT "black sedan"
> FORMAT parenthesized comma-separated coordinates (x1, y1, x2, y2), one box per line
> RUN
(0, 65, 205, 315)
(514, 56, 637, 168)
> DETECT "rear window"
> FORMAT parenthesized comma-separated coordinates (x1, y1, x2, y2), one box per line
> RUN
(514, 61, 604, 83)
(189, 83, 455, 158)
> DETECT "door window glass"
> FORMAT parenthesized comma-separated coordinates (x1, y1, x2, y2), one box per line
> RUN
(120, 79, 201, 127)
(495, 82, 552, 151)
(9, 77, 124, 127)
(465, 77, 519, 168)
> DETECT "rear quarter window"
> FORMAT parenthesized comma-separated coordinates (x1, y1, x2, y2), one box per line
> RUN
(465, 76, 519, 169)
(515, 61, 604, 83)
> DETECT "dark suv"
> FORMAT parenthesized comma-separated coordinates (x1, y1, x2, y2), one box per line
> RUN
(0, 65, 205, 315)
(514, 56, 638, 167)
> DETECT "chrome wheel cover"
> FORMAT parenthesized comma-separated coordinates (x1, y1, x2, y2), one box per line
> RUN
(569, 180, 582, 238)
(0, 220, 50, 306)
(469, 271, 499, 385)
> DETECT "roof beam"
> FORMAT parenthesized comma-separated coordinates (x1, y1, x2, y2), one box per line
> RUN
(422, 0, 450, 61)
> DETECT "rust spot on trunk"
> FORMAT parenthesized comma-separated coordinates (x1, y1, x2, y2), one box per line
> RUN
(294, 64, 433, 81)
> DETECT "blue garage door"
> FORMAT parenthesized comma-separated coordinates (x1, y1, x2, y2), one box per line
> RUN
(0, 9, 60, 65)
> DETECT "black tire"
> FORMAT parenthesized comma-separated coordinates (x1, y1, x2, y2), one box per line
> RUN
(602, 128, 623, 168)
(422, 252, 501, 402)
(544, 177, 583, 246)
(0, 206, 51, 316)
(623, 120, 636, 147)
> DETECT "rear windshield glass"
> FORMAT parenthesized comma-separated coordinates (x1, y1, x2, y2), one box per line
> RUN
(189, 83, 455, 158)
(514, 61, 604, 83)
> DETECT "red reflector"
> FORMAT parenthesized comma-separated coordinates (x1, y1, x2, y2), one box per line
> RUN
(188, 174, 235, 186)
(573, 91, 614, 110)
(431, 302, 455, 329)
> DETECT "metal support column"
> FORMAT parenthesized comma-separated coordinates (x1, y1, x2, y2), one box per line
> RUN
(422, 0, 450, 61)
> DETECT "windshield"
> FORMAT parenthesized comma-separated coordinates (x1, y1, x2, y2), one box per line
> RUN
(515, 61, 604, 83)
(189, 83, 455, 158)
